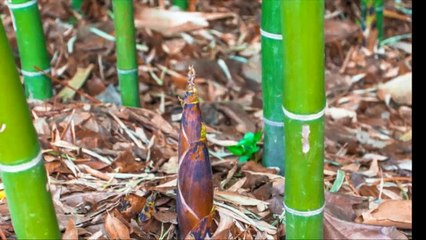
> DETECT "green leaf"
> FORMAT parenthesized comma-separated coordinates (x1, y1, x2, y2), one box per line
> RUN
(330, 170, 345, 193)
(243, 132, 255, 143)
(226, 145, 244, 156)
(253, 131, 262, 142)
(239, 155, 249, 163)
(228, 131, 262, 161)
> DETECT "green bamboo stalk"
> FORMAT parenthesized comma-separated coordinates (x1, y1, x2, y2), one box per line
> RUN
(261, 0, 285, 175)
(112, 0, 141, 107)
(281, 1, 325, 239)
(0, 20, 60, 239)
(8, 0, 53, 100)
(364, 0, 375, 33)
(375, 0, 384, 44)
(173, 0, 188, 10)
(360, 0, 367, 30)
(71, 0, 83, 12)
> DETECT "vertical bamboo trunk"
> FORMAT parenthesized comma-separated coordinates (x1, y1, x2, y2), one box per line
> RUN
(261, 0, 285, 175)
(360, 0, 367, 30)
(173, 0, 188, 10)
(0, 20, 60, 239)
(112, 0, 141, 107)
(176, 67, 213, 239)
(7, 0, 53, 100)
(71, 0, 83, 12)
(281, 1, 325, 239)
(375, 0, 384, 44)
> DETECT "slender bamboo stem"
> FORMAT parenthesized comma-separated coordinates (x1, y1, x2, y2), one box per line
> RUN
(360, 0, 367, 30)
(261, 0, 285, 175)
(0, 20, 60, 239)
(281, 1, 325, 239)
(8, 0, 53, 99)
(375, 0, 384, 44)
(173, 0, 188, 10)
(71, 0, 83, 12)
(112, 0, 141, 107)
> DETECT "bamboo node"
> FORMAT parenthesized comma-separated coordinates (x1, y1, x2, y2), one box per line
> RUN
(282, 104, 327, 121)
(263, 117, 284, 127)
(117, 68, 138, 75)
(0, 151, 43, 173)
(6, 0, 38, 10)
(284, 202, 325, 217)
(21, 68, 51, 78)
(260, 29, 283, 40)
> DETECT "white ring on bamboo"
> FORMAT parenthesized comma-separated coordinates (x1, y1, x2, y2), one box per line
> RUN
(263, 117, 284, 127)
(117, 68, 138, 75)
(0, 151, 43, 173)
(284, 203, 325, 217)
(260, 29, 283, 40)
(21, 68, 51, 77)
(6, 0, 38, 10)
(282, 104, 326, 121)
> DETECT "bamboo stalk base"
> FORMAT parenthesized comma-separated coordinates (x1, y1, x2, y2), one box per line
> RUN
(1, 161, 61, 239)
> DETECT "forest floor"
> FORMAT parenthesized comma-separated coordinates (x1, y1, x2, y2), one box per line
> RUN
(0, 0, 412, 239)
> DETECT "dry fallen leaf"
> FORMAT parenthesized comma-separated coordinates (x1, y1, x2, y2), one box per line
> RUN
(211, 211, 234, 239)
(135, 7, 233, 36)
(215, 190, 269, 212)
(359, 159, 379, 177)
(324, 210, 407, 240)
(153, 210, 178, 224)
(62, 218, 78, 240)
(58, 64, 94, 101)
(160, 156, 178, 174)
(326, 107, 357, 122)
(359, 200, 412, 229)
(377, 72, 412, 106)
(104, 213, 130, 239)
(325, 19, 359, 43)
(241, 161, 277, 174)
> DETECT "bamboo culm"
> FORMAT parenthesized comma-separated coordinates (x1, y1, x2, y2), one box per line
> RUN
(112, 0, 141, 107)
(360, 0, 367, 30)
(8, 0, 53, 99)
(0, 20, 60, 239)
(375, 0, 384, 44)
(281, 1, 325, 239)
(261, 0, 285, 175)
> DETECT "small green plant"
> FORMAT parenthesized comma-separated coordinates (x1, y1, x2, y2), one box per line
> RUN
(227, 131, 262, 163)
